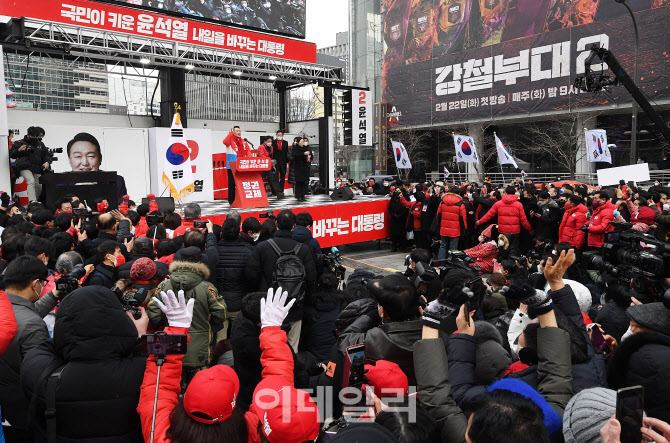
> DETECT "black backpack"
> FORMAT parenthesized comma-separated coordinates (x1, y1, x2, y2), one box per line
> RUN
(267, 239, 306, 305)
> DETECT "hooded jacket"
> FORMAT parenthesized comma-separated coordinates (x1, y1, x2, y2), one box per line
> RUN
(559, 204, 588, 249)
(587, 200, 615, 247)
(437, 194, 467, 237)
(478, 194, 533, 235)
(20, 286, 146, 442)
(147, 260, 227, 368)
(216, 239, 253, 312)
(534, 199, 562, 242)
(608, 331, 670, 423)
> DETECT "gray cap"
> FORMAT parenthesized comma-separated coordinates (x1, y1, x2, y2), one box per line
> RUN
(563, 388, 617, 443)
(627, 302, 670, 336)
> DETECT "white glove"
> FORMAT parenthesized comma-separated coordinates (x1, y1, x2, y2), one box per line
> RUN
(260, 286, 295, 329)
(152, 290, 195, 328)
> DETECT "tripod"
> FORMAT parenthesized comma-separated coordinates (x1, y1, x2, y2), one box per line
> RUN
(150, 356, 166, 443)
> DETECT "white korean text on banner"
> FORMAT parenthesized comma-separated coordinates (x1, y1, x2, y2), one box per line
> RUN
(453, 134, 479, 163)
(392, 141, 412, 169)
(353, 90, 373, 147)
(586, 129, 612, 164)
(495, 134, 518, 169)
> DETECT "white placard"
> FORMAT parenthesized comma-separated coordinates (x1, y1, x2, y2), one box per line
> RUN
(597, 163, 650, 187)
(352, 89, 372, 147)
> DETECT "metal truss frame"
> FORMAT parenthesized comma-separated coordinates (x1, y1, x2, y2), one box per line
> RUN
(15, 17, 343, 85)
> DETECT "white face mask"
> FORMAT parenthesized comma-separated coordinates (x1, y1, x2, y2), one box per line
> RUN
(34, 281, 44, 299)
(252, 233, 260, 241)
(621, 326, 634, 342)
(478, 236, 485, 243)
(664, 204, 670, 212)
(266, 142, 272, 147)
(498, 239, 505, 248)
(277, 135, 283, 140)
(304, 143, 309, 147)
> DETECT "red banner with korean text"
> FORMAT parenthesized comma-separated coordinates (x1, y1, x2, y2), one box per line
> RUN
(0, 0, 317, 64)
(205, 199, 392, 249)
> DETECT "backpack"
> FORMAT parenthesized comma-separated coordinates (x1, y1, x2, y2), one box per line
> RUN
(267, 239, 306, 305)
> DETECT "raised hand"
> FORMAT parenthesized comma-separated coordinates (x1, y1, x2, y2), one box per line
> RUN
(260, 286, 296, 329)
(152, 290, 195, 328)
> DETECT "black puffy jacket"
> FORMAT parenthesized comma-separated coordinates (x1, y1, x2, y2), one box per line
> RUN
(300, 297, 340, 361)
(216, 239, 253, 312)
(20, 286, 146, 442)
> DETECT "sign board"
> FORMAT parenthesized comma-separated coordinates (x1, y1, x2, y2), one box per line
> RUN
(352, 89, 372, 147)
(383, 1, 670, 127)
(597, 163, 650, 187)
(0, 0, 316, 64)
(373, 103, 388, 173)
(148, 128, 214, 204)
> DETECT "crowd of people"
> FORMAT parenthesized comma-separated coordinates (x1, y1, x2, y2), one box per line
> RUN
(0, 174, 670, 443)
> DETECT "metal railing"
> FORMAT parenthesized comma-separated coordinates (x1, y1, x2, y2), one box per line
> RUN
(426, 170, 670, 188)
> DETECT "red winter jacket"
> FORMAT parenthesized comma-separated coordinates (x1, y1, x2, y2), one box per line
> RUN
(559, 204, 588, 249)
(136, 326, 292, 443)
(587, 200, 615, 248)
(437, 194, 467, 237)
(173, 219, 196, 237)
(0, 290, 17, 355)
(626, 199, 657, 226)
(478, 194, 532, 235)
(464, 241, 497, 273)
(399, 196, 422, 230)
(135, 217, 149, 238)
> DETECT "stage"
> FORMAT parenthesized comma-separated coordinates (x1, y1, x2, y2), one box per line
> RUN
(195, 194, 391, 249)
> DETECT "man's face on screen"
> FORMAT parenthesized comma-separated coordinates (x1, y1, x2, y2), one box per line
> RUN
(69, 141, 101, 172)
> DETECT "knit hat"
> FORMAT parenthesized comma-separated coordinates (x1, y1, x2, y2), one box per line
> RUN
(488, 379, 562, 436)
(253, 375, 320, 443)
(627, 302, 670, 336)
(562, 388, 617, 443)
(130, 257, 157, 281)
(364, 360, 408, 398)
(184, 365, 239, 424)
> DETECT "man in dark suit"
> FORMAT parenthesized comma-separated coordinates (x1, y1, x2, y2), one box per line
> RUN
(272, 130, 289, 191)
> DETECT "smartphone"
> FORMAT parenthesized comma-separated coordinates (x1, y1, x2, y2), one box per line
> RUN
(342, 344, 365, 389)
(616, 386, 644, 443)
(590, 326, 608, 354)
(147, 214, 165, 224)
(193, 220, 208, 229)
(140, 332, 188, 357)
(464, 301, 471, 327)
(72, 208, 88, 224)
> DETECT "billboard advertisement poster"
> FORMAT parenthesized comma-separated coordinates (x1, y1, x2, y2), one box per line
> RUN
(0, 0, 316, 64)
(382, 0, 670, 127)
(100, 0, 306, 39)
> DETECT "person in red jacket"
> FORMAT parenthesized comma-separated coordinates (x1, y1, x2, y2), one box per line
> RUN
(437, 188, 468, 259)
(476, 186, 533, 256)
(586, 191, 615, 249)
(464, 224, 498, 273)
(559, 195, 588, 250)
(137, 287, 320, 443)
(624, 196, 657, 231)
(399, 194, 424, 249)
(0, 290, 17, 355)
(173, 203, 202, 237)
(223, 126, 252, 205)
(258, 136, 283, 198)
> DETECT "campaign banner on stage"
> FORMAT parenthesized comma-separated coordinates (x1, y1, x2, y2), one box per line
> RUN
(453, 134, 479, 163)
(0, 0, 316, 64)
(585, 129, 612, 164)
(383, 1, 670, 127)
(148, 127, 214, 204)
(205, 199, 392, 249)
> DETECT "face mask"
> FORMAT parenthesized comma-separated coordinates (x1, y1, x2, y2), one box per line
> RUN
(613, 210, 621, 218)
(621, 327, 634, 342)
(591, 200, 601, 210)
(478, 236, 485, 243)
(304, 143, 309, 147)
(498, 239, 505, 248)
(664, 204, 670, 212)
(266, 142, 272, 147)
(109, 254, 125, 267)
(252, 233, 260, 241)
(277, 135, 283, 140)
(34, 281, 44, 299)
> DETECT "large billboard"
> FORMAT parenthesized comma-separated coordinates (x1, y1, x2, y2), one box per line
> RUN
(0, 0, 316, 63)
(101, 0, 306, 38)
(383, 0, 670, 127)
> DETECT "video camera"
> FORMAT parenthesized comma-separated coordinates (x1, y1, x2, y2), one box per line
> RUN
(583, 222, 670, 299)
(259, 210, 276, 220)
(54, 264, 87, 298)
(414, 261, 439, 299)
(431, 250, 482, 277)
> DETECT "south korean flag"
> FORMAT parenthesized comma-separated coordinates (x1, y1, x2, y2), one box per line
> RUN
(453, 134, 479, 163)
(586, 129, 612, 164)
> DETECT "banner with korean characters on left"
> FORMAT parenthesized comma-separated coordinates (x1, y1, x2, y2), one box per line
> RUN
(204, 199, 392, 249)
(0, 0, 317, 64)
(148, 128, 214, 204)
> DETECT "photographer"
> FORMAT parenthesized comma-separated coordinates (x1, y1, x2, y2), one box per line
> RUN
(9, 126, 52, 203)
(21, 286, 148, 442)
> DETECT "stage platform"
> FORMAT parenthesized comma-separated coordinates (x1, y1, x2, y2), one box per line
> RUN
(194, 194, 391, 249)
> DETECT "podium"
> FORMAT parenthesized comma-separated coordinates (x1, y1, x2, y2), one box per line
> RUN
(40, 171, 119, 210)
(230, 157, 272, 209)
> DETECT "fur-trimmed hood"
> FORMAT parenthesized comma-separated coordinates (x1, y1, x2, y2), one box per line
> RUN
(168, 260, 210, 291)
